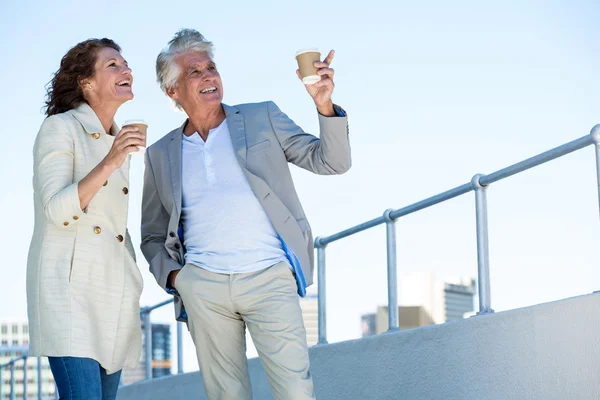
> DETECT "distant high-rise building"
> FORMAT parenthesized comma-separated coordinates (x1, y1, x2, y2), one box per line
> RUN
(399, 273, 476, 324)
(150, 324, 171, 379)
(0, 319, 56, 400)
(361, 273, 476, 336)
(361, 305, 434, 336)
(122, 323, 171, 385)
(360, 313, 377, 337)
(443, 280, 477, 322)
(299, 286, 319, 347)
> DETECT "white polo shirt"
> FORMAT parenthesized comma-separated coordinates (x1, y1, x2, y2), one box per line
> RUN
(180, 119, 289, 274)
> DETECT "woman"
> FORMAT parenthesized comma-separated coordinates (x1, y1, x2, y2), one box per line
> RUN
(27, 38, 145, 400)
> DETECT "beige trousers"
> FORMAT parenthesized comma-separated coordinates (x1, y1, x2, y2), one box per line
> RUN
(175, 261, 316, 400)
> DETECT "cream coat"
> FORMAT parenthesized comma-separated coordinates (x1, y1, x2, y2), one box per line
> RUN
(27, 102, 142, 374)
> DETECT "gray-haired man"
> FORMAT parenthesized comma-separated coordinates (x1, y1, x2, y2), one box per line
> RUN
(140, 29, 351, 399)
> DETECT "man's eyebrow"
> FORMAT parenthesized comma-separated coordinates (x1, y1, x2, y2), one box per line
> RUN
(187, 62, 216, 73)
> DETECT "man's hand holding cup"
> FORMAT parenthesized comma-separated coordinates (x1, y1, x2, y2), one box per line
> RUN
(296, 49, 336, 117)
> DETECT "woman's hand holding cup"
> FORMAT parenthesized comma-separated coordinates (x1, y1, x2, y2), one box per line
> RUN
(103, 125, 145, 170)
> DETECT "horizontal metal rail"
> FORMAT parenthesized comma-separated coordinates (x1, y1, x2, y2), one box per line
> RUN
(315, 126, 600, 343)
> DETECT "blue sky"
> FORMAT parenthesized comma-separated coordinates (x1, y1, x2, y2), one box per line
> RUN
(1, 0, 599, 370)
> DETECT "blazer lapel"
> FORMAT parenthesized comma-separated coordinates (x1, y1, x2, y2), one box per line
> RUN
(223, 104, 247, 166)
(168, 125, 184, 216)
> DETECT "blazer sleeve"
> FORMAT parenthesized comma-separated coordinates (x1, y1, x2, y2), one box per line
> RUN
(33, 115, 86, 228)
(267, 101, 351, 175)
(140, 149, 182, 291)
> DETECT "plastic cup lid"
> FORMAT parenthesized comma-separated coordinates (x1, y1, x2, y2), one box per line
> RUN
(296, 48, 320, 57)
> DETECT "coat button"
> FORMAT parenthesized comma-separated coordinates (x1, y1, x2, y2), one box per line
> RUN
(174, 243, 181, 250)
(63, 222, 69, 226)
(122, 187, 129, 195)
(92, 132, 101, 139)
(103, 180, 108, 186)
(116, 235, 124, 242)
(169, 232, 176, 238)
(73, 216, 79, 220)
(94, 226, 102, 234)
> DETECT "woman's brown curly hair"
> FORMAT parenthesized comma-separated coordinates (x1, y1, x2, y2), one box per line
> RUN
(44, 38, 121, 116)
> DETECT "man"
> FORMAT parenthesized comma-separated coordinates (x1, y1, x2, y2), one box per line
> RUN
(141, 29, 350, 400)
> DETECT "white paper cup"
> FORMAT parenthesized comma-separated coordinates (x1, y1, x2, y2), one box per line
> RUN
(123, 119, 147, 154)
(296, 48, 321, 85)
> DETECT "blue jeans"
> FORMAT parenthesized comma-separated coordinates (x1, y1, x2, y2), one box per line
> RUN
(48, 357, 122, 400)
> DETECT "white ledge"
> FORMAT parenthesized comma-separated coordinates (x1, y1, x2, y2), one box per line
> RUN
(118, 293, 600, 400)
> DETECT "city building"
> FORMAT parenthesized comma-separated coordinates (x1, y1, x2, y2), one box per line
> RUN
(399, 272, 476, 324)
(0, 319, 55, 400)
(361, 305, 434, 336)
(149, 324, 171, 379)
(122, 323, 172, 385)
(360, 313, 377, 337)
(361, 273, 476, 336)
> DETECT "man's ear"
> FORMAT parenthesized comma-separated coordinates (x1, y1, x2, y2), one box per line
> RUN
(166, 87, 178, 101)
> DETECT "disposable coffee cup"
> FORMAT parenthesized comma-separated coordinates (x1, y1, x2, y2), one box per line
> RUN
(296, 48, 321, 85)
(123, 119, 147, 154)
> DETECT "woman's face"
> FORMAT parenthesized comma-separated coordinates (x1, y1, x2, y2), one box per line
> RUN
(85, 47, 133, 105)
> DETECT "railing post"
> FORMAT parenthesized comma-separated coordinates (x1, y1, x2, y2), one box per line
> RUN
(9, 361, 15, 400)
(590, 125, 600, 217)
(142, 310, 152, 380)
(22, 357, 27, 400)
(177, 322, 183, 374)
(471, 174, 494, 315)
(1, 365, 3, 399)
(36, 358, 41, 400)
(315, 237, 328, 345)
(383, 209, 399, 331)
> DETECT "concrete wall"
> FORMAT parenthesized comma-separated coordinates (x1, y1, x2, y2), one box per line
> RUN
(118, 293, 600, 400)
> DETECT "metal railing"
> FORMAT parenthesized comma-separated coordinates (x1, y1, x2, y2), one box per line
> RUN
(314, 125, 600, 344)
(0, 301, 185, 399)
(4, 126, 599, 394)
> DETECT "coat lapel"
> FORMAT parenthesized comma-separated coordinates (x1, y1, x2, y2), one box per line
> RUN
(69, 102, 119, 137)
(69, 102, 128, 182)
(168, 124, 184, 216)
(223, 104, 247, 166)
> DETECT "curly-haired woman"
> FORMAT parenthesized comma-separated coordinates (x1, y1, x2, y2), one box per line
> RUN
(26, 38, 144, 400)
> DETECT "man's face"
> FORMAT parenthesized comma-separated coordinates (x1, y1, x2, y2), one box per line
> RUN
(168, 51, 223, 113)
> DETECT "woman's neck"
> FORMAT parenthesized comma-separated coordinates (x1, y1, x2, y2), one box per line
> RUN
(88, 101, 119, 135)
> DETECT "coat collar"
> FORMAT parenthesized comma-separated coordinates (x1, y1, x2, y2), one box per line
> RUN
(69, 102, 119, 137)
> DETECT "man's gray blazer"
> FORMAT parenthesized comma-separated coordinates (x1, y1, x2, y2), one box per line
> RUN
(140, 101, 351, 321)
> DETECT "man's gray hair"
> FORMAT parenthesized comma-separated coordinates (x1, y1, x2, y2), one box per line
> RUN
(156, 29, 215, 95)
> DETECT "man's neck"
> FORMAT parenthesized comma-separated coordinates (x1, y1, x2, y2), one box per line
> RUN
(183, 104, 227, 141)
